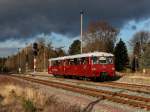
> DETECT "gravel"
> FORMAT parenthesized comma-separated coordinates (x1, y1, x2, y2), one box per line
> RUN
(25, 74, 150, 99)
(12, 73, 150, 112)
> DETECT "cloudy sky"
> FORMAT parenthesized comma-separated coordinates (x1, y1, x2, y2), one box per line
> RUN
(0, 0, 150, 57)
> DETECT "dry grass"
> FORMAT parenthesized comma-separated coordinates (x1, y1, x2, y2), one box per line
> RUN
(145, 69, 150, 74)
(0, 76, 83, 112)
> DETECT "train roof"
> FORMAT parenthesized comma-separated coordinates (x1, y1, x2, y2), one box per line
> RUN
(49, 52, 113, 61)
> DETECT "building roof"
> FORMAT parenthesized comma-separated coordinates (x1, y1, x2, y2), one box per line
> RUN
(49, 52, 114, 61)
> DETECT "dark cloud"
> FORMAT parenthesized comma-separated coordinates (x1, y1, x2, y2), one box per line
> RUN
(131, 25, 137, 30)
(0, 0, 150, 41)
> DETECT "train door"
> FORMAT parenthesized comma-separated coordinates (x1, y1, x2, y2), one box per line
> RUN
(73, 58, 81, 76)
(64, 59, 71, 76)
(59, 60, 64, 75)
(80, 57, 90, 77)
(50, 60, 59, 75)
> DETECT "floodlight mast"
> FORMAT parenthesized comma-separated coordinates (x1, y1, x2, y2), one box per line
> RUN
(80, 10, 83, 54)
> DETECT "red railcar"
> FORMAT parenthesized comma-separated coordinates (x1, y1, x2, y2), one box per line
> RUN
(48, 52, 115, 80)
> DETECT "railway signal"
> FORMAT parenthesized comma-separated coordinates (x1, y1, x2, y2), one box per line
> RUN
(33, 42, 39, 56)
(33, 42, 39, 73)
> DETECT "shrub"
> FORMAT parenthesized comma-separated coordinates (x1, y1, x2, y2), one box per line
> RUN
(0, 94, 4, 103)
(23, 99, 36, 112)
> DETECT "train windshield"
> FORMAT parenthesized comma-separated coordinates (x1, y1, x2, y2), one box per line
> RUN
(92, 56, 113, 64)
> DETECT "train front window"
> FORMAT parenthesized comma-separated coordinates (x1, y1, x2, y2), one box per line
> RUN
(92, 56, 113, 64)
(107, 57, 113, 64)
(99, 57, 107, 64)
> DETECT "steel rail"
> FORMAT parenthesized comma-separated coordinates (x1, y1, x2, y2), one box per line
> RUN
(10, 75, 150, 110)
(31, 74, 150, 94)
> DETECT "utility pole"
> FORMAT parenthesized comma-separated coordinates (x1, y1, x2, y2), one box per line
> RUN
(80, 10, 84, 54)
(18, 48, 21, 73)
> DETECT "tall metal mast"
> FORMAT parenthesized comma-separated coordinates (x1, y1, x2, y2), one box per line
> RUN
(80, 10, 84, 54)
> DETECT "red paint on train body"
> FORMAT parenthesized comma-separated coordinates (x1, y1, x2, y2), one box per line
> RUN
(48, 52, 115, 78)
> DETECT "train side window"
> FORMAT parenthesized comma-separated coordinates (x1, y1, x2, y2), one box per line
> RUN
(52, 61, 56, 66)
(80, 57, 84, 64)
(85, 57, 89, 64)
(74, 58, 80, 65)
(59, 60, 63, 66)
(54, 60, 61, 66)
(70, 59, 74, 65)
(68, 59, 71, 65)
(81, 57, 89, 64)
(78, 58, 82, 65)
(51, 60, 57, 66)
(51, 61, 54, 66)
(49, 61, 51, 66)
(59, 60, 64, 66)
(56, 60, 59, 66)
(74, 58, 77, 65)
(92, 57, 98, 64)
(79, 58, 82, 65)
(67, 59, 70, 65)
(65, 59, 69, 66)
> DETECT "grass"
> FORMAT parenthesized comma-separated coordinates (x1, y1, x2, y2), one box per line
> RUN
(22, 99, 36, 112)
(0, 82, 83, 112)
(0, 94, 4, 102)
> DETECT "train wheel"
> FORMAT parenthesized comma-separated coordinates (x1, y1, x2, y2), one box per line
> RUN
(91, 77, 99, 82)
(76, 76, 80, 80)
(83, 77, 86, 81)
(53, 74, 57, 77)
(99, 75, 103, 81)
(100, 72, 108, 81)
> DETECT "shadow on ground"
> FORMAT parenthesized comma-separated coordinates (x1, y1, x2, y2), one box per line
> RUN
(104, 75, 122, 82)
(82, 97, 104, 112)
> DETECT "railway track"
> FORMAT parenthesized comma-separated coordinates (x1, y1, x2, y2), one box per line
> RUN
(101, 82, 150, 94)
(57, 77, 150, 94)
(31, 74, 150, 94)
(10, 75, 150, 110)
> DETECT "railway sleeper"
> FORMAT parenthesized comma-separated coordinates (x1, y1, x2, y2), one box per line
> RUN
(12, 76, 150, 110)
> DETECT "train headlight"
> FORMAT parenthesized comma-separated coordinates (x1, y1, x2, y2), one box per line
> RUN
(112, 67, 115, 70)
(92, 68, 96, 71)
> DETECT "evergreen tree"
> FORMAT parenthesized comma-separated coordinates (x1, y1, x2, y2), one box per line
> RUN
(69, 40, 81, 55)
(56, 48, 66, 57)
(142, 43, 150, 68)
(114, 39, 129, 71)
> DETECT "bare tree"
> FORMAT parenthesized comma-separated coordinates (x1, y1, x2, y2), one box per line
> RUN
(130, 31, 150, 55)
(130, 31, 150, 45)
(83, 21, 118, 53)
(130, 31, 150, 70)
(4, 37, 66, 73)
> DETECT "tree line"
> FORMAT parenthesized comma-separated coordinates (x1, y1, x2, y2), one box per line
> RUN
(0, 38, 66, 73)
(69, 21, 150, 72)
(0, 21, 150, 73)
